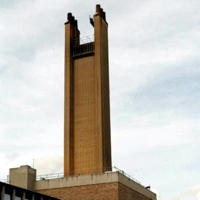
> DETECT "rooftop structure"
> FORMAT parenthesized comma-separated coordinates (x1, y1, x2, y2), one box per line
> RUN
(0, 181, 59, 200)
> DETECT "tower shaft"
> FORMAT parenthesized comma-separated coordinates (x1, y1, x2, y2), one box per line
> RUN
(64, 5, 111, 176)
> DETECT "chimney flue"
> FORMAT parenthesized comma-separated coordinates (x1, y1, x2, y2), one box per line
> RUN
(96, 4, 101, 14)
(102, 11, 106, 21)
(67, 13, 72, 21)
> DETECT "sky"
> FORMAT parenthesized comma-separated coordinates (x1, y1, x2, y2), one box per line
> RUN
(0, 0, 200, 199)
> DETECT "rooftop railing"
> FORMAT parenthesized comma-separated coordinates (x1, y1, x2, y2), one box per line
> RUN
(35, 166, 142, 186)
(0, 178, 8, 183)
(72, 35, 95, 57)
(36, 172, 64, 181)
(1, 166, 143, 188)
(0, 175, 9, 183)
(73, 34, 94, 46)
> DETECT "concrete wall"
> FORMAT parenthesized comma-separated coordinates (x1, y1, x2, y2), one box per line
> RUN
(9, 165, 36, 190)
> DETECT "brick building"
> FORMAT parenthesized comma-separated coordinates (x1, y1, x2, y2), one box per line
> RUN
(35, 172, 156, 200)
(5, 4, 156, 200)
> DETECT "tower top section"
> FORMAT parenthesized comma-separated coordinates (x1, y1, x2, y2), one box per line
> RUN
(66, 12, 78, 28)
(95, 4, 107, 23)
(65, 4, 107, 29)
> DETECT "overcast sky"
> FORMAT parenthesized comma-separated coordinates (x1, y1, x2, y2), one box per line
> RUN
(0, 0, 200, 199)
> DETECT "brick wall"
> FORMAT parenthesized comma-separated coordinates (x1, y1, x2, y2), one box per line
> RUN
(118, 183, 152, 200)
(37, 182, 118, 200)
(37, 182, 155, 200)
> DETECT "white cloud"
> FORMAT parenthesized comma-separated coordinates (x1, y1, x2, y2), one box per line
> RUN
(173, 184, 200, 200)
(0, 1, 200, 199)
(34, 154, 63, 176)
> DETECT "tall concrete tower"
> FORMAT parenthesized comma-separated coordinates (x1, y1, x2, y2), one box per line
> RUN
(64, 5, 112, 176)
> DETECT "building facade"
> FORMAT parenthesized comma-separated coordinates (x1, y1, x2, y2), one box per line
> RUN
(0, 180, 59, 200)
